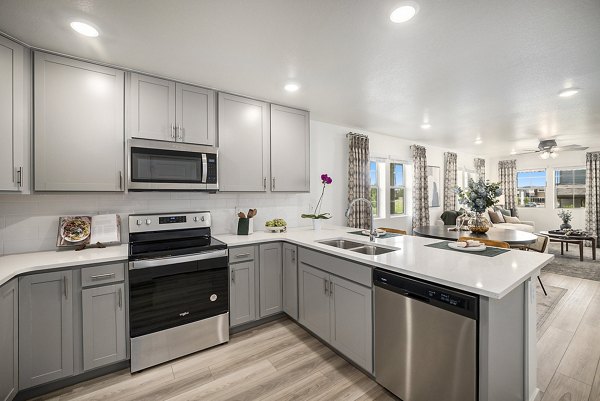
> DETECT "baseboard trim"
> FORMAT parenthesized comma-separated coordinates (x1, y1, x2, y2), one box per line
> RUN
(229, 312, 287, 334)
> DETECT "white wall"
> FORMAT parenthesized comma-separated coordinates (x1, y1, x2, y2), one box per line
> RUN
(488, 148, 599, 232)
(0, 119, 479, 255)
(310, 121, 479, 233)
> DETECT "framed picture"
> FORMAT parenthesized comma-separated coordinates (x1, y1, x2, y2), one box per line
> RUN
(427, 166, 441, 207)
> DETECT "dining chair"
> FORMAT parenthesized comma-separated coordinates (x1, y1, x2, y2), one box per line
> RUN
(523, 234, 550, 296)
(458, 236, 510, 249)
(380, 228, 407, 235)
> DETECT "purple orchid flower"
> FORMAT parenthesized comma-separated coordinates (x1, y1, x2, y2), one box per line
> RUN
(321, 174, 333, 185)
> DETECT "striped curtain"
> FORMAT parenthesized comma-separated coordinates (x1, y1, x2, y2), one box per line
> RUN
(411, 145, 430, 228)
(347, 133, 370, 229)
(498, 160, 517, 209)
(474, 158, 486, 181)
(443, 152, 458, 211)
(585, 152, 600, 246)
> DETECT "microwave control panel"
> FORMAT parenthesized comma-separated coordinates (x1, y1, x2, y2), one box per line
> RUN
(206, 154, 218, 184)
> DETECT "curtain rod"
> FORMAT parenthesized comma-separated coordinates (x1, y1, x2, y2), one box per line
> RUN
(346, 132, 368, 138)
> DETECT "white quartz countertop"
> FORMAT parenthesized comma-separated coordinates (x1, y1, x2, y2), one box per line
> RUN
(0, 244, 129, 286)
(215, 225, 554, 299)
(0, 225, 554, 299)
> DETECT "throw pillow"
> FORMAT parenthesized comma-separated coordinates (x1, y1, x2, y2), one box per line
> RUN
(495, 210, 506, 223)
(504, 215, 521, 224)
(488, 208, 503, 224)
(499, 208, 511, 217)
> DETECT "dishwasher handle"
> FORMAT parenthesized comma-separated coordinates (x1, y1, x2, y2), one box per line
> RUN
(399, 289, 430, 303)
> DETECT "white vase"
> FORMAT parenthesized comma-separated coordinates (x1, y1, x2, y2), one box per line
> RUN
(312, 219, 321, 231)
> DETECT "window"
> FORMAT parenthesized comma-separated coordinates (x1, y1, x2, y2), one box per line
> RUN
(370, 161, 378, 216)
(390, 163, 405, 215)
(555, 168, 586, 208)
(517, 170, 546, 207)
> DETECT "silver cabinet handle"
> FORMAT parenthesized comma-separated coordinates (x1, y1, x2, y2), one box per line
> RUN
(171, 124, 175, 139)
(63, 275, 68, 299)
(178, 124, 184, 141)
(118, 287, 122, 309)
(263, 177, 267, 190)
(231, 270, 236, 283)
(272, 177, 276, 190)
(119, 171, 123, 190)
(235, 253, 251, 258)
(16, 167, 23, 187)
(291, 249, 296, 262)
(324, 278, 329, 296)
(329, 280, 334, 297)
(91, 272, 116, 281)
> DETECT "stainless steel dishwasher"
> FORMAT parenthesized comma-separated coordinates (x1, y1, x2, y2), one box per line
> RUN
(374, 268, 479, 401)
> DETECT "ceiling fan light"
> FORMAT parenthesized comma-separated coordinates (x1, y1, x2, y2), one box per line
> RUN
(540, 151, 550, 160)
(550, 151, 558, 159)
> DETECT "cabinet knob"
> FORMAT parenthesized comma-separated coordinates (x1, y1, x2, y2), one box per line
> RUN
(136, 219, 143, 226)
(145, 219, 152, 225)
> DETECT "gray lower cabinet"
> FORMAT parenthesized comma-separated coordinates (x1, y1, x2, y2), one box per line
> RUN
(34, 52, 125, 191)
(298, 260, 373, 373)
(259, 243, 283, 317)
(230, 260, 256, 326)
(19, 271, 74, 389)
(82, 283, 126, 371)
(282, 244, 298, 320)
(0, 280, 18, 401)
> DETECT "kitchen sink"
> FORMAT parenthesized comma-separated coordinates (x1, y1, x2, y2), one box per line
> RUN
(317, 238, 398, 255)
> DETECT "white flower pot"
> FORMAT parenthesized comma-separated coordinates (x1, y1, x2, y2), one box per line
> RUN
(312, 219, 321, 231)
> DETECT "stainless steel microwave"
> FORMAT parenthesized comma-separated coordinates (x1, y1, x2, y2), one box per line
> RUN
(127, 139, 218, 191)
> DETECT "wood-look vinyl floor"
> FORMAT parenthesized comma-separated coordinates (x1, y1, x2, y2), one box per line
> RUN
(30, 271, 600, 401)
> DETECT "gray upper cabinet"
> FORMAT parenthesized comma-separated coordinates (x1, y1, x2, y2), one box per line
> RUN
(270, 105, 310, 192)
(259, 243, 283, 317)
(19, 270, 74, 389)
(82, 283, 126, 371)
(0, 280, 18, 401)
(176, 83, 215, 145)
(329, 275, 373, 373)
(34, 52, 125, 191)
(0, 36, 24, 192)
(298, 262, 331, 341)
(130, 74, 215, 145)
(218, 93, 270, 191)
(230, 260, 256, 326)
(129, 73, 176, 142)
(282, 243, 298, 320)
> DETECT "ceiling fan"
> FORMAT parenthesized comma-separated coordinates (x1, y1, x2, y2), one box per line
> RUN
(514, 139, 588, 159)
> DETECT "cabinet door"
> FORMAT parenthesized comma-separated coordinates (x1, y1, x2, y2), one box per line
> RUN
(0, 36, 24, 192)
(298, 262, 330, 341)
(176, 83, 215, 145)
(259, 243, 283, 317)
(0, 280, 18, 401)
(329, 275, 373, 373)
(34, 52, 125, 191)
(130, 73, 176, 141)
(82, 283, 126, 371)
(282, 243, 298, 320)
(19, 271, 73, 389)
(230, 261, 256, 326)
(218, 93, 270, 191)
(270, 105, 310, 192)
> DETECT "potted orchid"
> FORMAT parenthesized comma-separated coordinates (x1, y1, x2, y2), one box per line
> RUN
(302, 173, 333, 230)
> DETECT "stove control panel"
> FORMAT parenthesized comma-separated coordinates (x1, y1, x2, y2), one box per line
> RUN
(129, 212, 211, 233)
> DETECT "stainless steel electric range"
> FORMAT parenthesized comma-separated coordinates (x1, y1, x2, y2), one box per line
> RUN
(128, 211, 228, 372)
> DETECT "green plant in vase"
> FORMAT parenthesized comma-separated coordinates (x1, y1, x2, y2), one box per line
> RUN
(557, 209, 572, 230)
(455, 178, 502, 233)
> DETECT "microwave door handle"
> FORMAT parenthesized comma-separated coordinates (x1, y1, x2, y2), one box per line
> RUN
(202, 154, 208, 183)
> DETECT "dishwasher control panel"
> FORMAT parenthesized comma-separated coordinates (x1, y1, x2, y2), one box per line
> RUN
(374, 268, 478, 319)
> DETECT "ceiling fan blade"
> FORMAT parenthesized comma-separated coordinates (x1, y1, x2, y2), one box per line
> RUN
(514, 149, 540, 155)
(558, 145, 589, 152)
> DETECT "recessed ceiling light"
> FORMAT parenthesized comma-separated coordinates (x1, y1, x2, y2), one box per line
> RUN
(474, 138, 483, 145)
(558, 87, 580, 97)
(284, 83, 300, 92)
(510, 149, 517, 155)
(420, 123, 431, 129)
(390, 2, 419, 23)
(70, 21, 99, 37)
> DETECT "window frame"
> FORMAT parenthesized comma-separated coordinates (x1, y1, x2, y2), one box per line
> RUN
(516, 169, 547, 208)
(389, 162, 406, 216)
(369, 160, 380, 218)
(554, 167, 586, 209)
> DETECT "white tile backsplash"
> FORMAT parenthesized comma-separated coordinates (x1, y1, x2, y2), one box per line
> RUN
(0, 191, 311, 255)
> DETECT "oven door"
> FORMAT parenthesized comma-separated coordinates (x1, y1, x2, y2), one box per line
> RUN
(129, 250, 228, 338)
(128, 138, 217, 191)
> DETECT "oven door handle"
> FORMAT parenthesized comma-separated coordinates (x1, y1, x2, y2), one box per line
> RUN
(129, 249, 228, 270)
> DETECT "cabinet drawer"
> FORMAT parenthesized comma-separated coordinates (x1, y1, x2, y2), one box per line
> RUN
(229, 246, 255, 263)
(298, 247, 372, 287)
(81, 263, 125, 287)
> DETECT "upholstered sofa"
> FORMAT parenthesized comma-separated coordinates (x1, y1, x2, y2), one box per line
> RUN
(439, 209, 535, 233)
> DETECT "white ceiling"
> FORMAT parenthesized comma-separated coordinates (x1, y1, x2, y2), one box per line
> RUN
(1, 0, 599, 157)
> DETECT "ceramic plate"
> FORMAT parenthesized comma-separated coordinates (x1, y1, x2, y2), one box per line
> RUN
(266, 226, 287, 233)
(448, 242, 487, 252)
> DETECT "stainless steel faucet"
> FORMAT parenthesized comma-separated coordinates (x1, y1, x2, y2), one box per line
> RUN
(345, 198, 377, 241)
